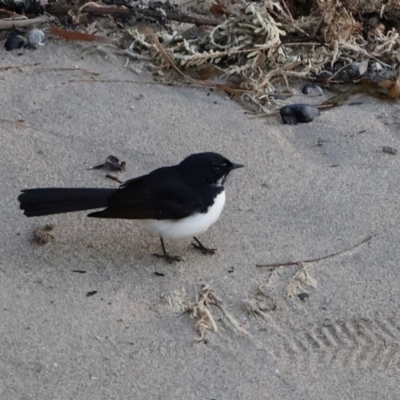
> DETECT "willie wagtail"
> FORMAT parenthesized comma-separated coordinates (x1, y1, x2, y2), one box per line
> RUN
(18, 152, 244, 262)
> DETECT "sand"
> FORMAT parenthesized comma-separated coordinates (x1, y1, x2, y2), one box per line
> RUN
(1, 40, 400, 399)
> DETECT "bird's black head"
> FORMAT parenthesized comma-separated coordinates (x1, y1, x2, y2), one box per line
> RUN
(179, 152, 244, 186)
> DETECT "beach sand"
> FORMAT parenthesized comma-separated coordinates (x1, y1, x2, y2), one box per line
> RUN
(1, 41, 400, 399)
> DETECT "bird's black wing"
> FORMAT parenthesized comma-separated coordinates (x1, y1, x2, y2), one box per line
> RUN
(88, 166, 203, 220)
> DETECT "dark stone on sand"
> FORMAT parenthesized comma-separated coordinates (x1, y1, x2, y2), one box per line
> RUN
(280, 104, 320, 125)
(4, 35, 25, 51)
(298, 293, 309, 302)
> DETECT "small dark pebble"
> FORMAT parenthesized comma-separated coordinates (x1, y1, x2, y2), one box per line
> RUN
(228, 266, 234, 273)
(298, 293, 309, 301)
(73, 270, 87, 273)
(4, 35, 25, 51)
(382, 146, 397, 155)
(280, 104, 320, 125)
(154, 271, 165, 277)
(302, 83, 323, 96)
(86, 290, 98, 297)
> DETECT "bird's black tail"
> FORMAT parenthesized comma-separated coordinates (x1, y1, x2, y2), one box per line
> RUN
(18, 188, 117, 217)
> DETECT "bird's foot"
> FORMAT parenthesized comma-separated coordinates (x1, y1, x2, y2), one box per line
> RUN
(191, 237, 216, 255)
(155, 237, 183, 263)
(153, 252, 183, 264)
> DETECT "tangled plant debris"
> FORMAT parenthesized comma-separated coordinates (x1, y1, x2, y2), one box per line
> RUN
(2, 0, 400, 111)
(167, 284, 248, 341)
(127, 0, 400, 110)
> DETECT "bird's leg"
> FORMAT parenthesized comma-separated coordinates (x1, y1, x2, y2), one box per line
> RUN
(153, 237, 183, 263)
(191, 237, 216, 255)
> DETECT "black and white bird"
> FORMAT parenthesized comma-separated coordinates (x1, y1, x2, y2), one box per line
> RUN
(18, 152, 244, 262)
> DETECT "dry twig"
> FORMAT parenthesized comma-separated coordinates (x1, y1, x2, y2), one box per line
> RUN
(46, 4, 220, 26)
(256, 235, 374, 268)
(0, 16, 48, 30)
(0, 118, 26, 126)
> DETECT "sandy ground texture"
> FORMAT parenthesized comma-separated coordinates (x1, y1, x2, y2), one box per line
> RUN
(1, 41, 400, 400)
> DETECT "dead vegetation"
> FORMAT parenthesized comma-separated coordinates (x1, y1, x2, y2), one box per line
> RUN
(126, 0, 400, 110)
(167, 284, 248, 341)
(2, 0, 400, 110)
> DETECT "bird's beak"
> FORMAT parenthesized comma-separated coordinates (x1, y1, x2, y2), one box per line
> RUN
(229, 163, 244, 170)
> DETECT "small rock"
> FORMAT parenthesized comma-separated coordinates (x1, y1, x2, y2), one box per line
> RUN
(298, 293, 309, 302)
(4, 35, 25, 51)
(28, 29, 45, 48)
(302, 83, 323, 96)
(280, 104, 320, 125)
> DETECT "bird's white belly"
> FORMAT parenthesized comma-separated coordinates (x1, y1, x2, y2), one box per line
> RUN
(143, 191, 226, 239)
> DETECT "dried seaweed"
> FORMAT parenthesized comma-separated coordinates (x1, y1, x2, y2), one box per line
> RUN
(285, 264, 317, 298)
(127, 0, 400, 111)
(167, 284, 248, 341)
(3, 0, 397, 111)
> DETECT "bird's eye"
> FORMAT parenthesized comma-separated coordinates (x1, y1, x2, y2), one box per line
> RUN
(213, 162, 226, 173)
